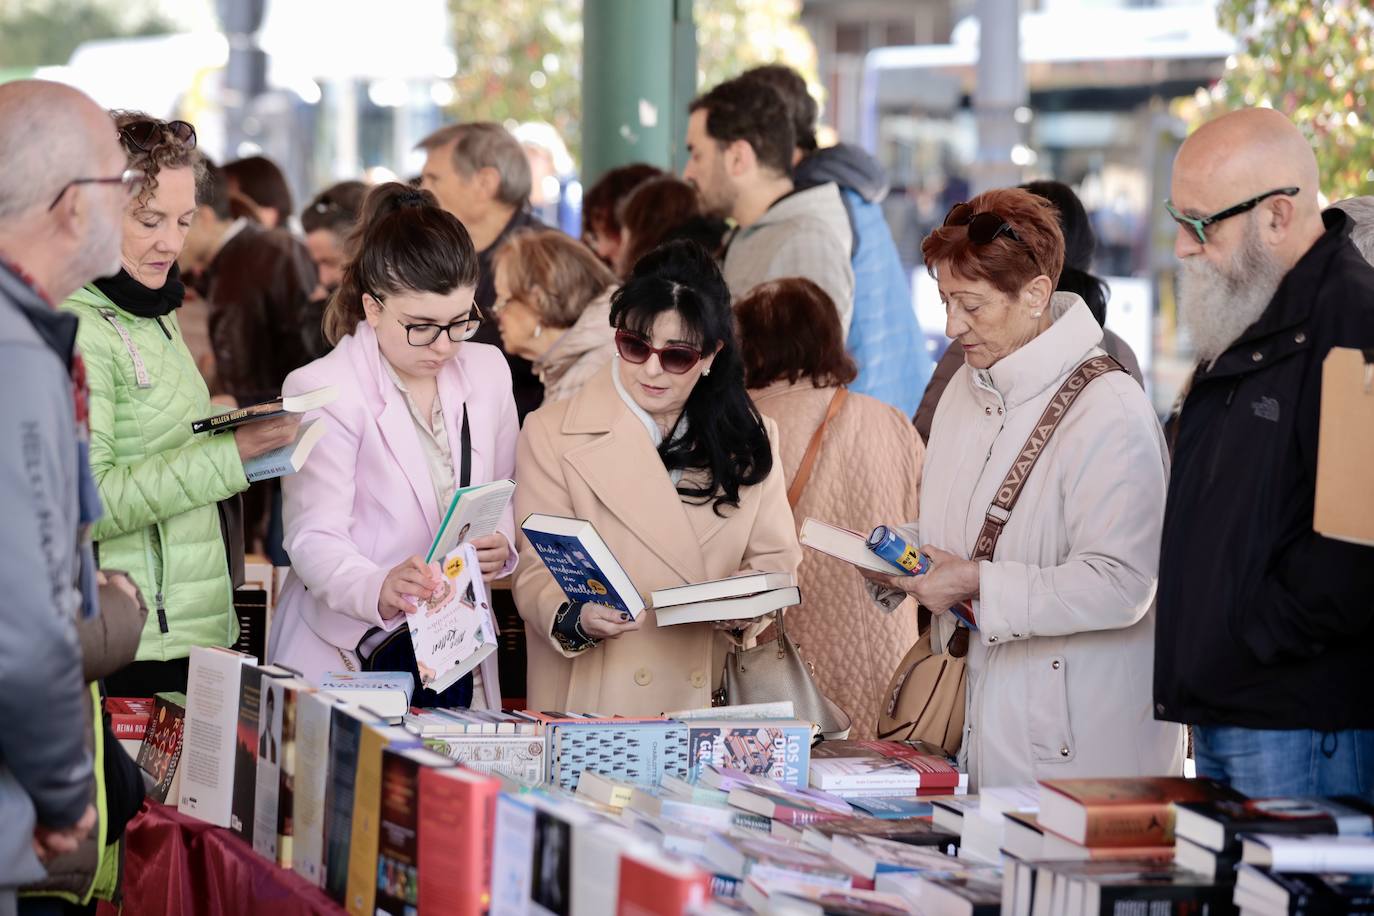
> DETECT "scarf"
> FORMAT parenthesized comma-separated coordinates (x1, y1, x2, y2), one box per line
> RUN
(611, 356, 688, 485)
(93, 262, 186, 319)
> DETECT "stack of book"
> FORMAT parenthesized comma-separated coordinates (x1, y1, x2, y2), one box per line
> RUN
(648, 572, 800, 627)
(809, 739, 969, 800)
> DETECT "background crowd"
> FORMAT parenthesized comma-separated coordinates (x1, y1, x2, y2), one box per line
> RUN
(1, 56, 1372, 916)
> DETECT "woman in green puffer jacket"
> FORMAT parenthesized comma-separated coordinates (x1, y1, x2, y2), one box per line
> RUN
(63, 113, 299, 697)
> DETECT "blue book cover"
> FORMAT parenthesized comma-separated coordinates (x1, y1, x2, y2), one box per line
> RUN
(521, 514, 645, 617)
(848, 796, 939, 820)
(685, 721, 811, 788)
(547, 721, 689, 790)
(324, 706, 365, 904)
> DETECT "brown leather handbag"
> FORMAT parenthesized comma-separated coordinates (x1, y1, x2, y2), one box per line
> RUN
(876, 355, 1125, 754)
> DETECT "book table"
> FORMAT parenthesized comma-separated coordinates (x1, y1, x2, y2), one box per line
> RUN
(96, 801, 343, 916)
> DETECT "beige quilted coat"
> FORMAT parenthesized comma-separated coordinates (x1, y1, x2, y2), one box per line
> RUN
(750, 379, 924, 739)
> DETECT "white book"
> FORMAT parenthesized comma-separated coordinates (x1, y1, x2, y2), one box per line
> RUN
(799, 518, 905, 574)
(406, 543, 498, 694)
(1242, 832, 1374, 874)
(252, 676, 307, 863)
(177, 646, 255, 827)
(489, 793, 537, 916)
(666, 700, 796, 721)
(653, 586, 801, 627)
(243, 417, 329, 483)
(570, 822, 647, 916)
(650, 571, 796, 608)
(290, 690, 338, 885)
(520, 513, 645, 619)
(312, 671, 413, 721)
(427, 478, 516, 563)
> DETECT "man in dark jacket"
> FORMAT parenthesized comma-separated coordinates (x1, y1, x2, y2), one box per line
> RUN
(417, 122, 548, 421)
(1155, 107, 1374, 798)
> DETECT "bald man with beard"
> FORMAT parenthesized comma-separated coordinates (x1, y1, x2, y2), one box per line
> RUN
(1153, 108, 1374, 798)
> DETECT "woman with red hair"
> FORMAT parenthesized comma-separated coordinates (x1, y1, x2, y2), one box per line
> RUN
(863, 187, 1183, 788)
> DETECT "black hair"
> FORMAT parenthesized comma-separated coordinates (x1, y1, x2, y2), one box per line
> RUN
(739, 64, 819, 153)
(1020, 179, 1110, 327)
(689, 77, 795, 176)
(609, 239, 773, 515)
(223, 155, 294, 219)
(301, 180, 368, 235)
(324, 182, 479, 345)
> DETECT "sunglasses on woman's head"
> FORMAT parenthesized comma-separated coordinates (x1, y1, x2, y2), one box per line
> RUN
(943, 203, 1023, 245)
(119, 119, 197, 153)
(614, 329, 703, 374)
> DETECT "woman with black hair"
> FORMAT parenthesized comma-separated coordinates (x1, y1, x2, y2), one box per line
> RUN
(512, 240, 802, 715)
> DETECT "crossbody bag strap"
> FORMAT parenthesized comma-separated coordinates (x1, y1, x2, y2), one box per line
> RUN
(787, 387, 848, 510)
(972, 354, 1126, 563)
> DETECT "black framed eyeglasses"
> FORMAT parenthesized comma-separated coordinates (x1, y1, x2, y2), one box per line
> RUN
(373, 294, 482, 346)
(48, 167, 146, 211)
(119, 119, 196, 153)
(943, 202, 1024, 245)
(1165, 187, 1299, 245)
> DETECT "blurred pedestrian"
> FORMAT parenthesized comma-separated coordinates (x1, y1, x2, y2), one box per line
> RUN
(223, 155, 295, 232)
(614, 176, 727, 278)
(581, 163, 662, 268)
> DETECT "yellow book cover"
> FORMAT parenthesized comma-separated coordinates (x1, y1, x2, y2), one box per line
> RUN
(346, 724, 415, 916)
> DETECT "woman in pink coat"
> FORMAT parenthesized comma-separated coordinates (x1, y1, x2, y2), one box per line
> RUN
(267, 184, 518, 707)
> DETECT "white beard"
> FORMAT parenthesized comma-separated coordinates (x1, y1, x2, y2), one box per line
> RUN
(1177, 216, 1288, 363)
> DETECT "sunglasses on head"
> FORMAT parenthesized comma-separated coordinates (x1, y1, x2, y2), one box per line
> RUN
(614, 329, 704, 374)
(119, 119, 197, 153)
(943, 203, 1023, 245)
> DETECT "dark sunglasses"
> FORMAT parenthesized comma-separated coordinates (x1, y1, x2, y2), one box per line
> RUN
(614, 329, 703, 374)
(943, 203, 1023, 244)
(119, 119, 197, 153)
(48, 167, 146, 211)
(1164, 187, 1299, 245)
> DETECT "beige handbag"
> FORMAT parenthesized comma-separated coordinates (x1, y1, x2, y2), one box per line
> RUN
(876, 355, 1126, 755)
(719, 388, 852, 739)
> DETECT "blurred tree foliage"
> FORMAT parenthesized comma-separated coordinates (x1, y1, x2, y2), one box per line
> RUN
(0, 0, 173, 69)
(1203, 0, 1372, 199)
(446, 0, 818, 167)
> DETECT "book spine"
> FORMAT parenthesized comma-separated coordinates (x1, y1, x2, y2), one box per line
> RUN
(192, 405, 284, 434)
(1081, 804, 1176, 847)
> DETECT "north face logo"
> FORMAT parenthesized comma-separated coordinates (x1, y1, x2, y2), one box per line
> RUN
(1252, 396, 1280, 422)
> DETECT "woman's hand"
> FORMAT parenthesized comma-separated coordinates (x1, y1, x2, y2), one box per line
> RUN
(378, 555, 438, 620)
(860, 546, 980, 613)
(579, 604, 642, 640)
(470, 533, 511, 580)
(234, 414, 302, 462)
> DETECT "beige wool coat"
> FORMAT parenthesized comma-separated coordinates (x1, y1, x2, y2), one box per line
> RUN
(750, 380, 924, 739)
(513, 364, 803, 715)
(894, 293, 1184, 789)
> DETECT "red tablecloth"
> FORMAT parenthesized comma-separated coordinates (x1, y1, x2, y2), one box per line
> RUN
(99, 801, 344, 916)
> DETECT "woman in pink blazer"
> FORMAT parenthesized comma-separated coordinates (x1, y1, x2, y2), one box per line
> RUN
(267, 184, 518, 706)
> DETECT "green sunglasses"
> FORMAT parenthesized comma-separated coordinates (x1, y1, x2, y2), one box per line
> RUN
(1164, 186, 1300, 245)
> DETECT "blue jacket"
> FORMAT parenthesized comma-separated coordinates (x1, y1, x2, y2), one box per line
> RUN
(796, 145, 933, 415)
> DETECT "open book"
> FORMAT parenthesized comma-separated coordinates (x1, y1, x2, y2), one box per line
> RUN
(243, 418, 328, 483)
(405, 543, 498, 694)
(191, 386, 337, 434)
(426, 479, 516, 563)
(520, 514, 645, 619)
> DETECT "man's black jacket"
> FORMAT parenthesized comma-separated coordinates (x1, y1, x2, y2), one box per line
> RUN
(1154, 208, 1374, 730)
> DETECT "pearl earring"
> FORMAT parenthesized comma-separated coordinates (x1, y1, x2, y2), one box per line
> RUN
(1031, 311, 1042, 318)
(532, 323, 543, 339)
(702, 367, 711, 377)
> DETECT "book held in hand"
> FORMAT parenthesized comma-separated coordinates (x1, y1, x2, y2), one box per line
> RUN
(799, 518, 906, 574)
(243, 418, 329, 483)
(520, 513, 644, 619)
(654, 584, 801, 628)
(650, 571, 796, 608)
(405, 543, 497, 694)
(190, 386, 337, 434)
(426, 479, 516, 563)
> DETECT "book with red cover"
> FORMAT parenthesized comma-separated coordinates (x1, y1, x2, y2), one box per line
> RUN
(375, 747, 452, 916)
(106, 697, 155, 745)
(418, 765, 501, 916)
(809, 740, 965, 792)
(617, 846, 712, 916)
(729, 782, 854, 827)
(1174, 795, 1374, 853)
(1038, 777, 1245, 847)
(135, 692, 186, 804)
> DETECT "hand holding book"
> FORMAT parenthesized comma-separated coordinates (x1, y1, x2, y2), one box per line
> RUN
(859, 542, 979, 629)
(234, 413, 302, 463)
(467, 533, 511, 580)
(378, 555, 441, 620)
(578, 603, 642, 639)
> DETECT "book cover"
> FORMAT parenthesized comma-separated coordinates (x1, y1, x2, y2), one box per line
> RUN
(650, 572, 796, 608)
(242, 418, 329, 483)
(489, 793, 537, 916)
(230, 588, 269, 664)
(107, 696, 155, 753)
(804, 816, 959, 852)
(1080, 862, 1234, 913)
(422, 735, 546, 784)
(1175, 794, 1374, 852)
(189, 386, 336, 434)
(653, 585, 801, 628)
(324, 704, 372, 903)
(569, 821, 641, 916)
(1037, 775, 1244, 847)
(728, 783, 853, 827)
(291, 690, 336, 885)
(705, 833, 854, 886)
(1236, 862, 1374, 912)
(845, 796, 938, 820)
(345, 724, 422, 916)
(252, 678, 308, 864)
(135, 691, 186, 804)
(375, 747, 452, 916)
(876, 869, 1004, 915)
(177, 646, 255, 827)
(520, 513, 645, 618)
(831, 834, 961, 880)
(529, 804, 575, 916)
(686, 720, 811, 788)
(229, 664, 294, 845)
(546, 721, 690, 791)
(617, 847, 712, 916)
(314, 671, 414, 721)
(418, 765, 501, 916)
(406, 544, 497, 694)
(809, 740, 965, 792)
(1242, 832, 1374, 873)
(428, 478, 516, 563)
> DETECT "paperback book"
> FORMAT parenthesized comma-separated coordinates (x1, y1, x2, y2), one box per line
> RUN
(177, 646, 255, 827)
(427, 478, 516, 563)
(545, 720, 690, 791)
(313, 671, 414, 722)
(243, 418, 329, 483)
(422, 734, 546, 784)
(190, 385, 336, 434)
(1174, 794, 1374, 852)
(405, 543, 497, 693)
(229, 663, 295, 846)
(135, 691, 186, 804)
(106, 696, 154, 756)
(374, 747, 453, 916)
(417, 764, 502, 916)
(1037, 775, 1243, 847)
(290, 690, 338, 886)
(685, 719, 811, 788)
